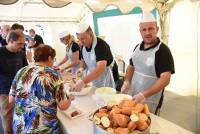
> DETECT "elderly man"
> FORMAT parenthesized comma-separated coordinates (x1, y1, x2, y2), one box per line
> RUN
(0, 30, 28, 134)
(0, 24, 11, 46)
(72, 23, 119, 91)
(29, 29, 44, 46)
(121, 12, 175, 114)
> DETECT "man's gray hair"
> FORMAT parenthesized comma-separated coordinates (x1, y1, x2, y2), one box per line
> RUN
(6, 30, 24, 43)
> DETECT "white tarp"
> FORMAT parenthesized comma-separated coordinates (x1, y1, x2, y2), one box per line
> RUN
(0, 0, 199, 97)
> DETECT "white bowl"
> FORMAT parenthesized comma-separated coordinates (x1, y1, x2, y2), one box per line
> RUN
(108, 94, 132, 104)
(95, 87, 116, 95)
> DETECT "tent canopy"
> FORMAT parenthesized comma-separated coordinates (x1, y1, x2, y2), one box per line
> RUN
(0, 0, 155, 22)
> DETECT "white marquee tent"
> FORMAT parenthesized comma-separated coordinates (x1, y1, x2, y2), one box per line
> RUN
(0, 0, 199, 133)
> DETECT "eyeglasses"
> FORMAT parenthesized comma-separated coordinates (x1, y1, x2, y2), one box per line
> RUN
(15, 41, 25, 46)
(60, 38, 65, 43)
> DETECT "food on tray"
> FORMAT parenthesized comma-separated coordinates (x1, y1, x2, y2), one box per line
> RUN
(68, 78, 76, 88)
(71, 110, 80, 117)
(61, 71, 75, 82)
(92, 99, 151, 134)
(62, 71, 82, 85)
(65, 107, 84, 119)
(67, 77, 90, 90)
(76, 71, 82, 78)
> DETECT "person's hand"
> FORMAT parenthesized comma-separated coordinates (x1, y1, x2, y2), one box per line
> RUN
(60, 68, 66, 73)
(67, 94, 75, 101)
(76, 68, 84, 78)
(71, 79, 85, 92)
(132, 92, 146, 103)
(52, 66, 60, 70)
(121, 81, 130, 94)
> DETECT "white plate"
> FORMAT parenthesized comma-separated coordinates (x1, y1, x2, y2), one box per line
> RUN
(108, 94, 132, 104)
(64, 106, 84, 120)
(69, 86, 92, 96)
(95, 87, 116, 94)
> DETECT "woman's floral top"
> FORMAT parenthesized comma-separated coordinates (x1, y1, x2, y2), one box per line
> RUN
(9, 65, 66, 134)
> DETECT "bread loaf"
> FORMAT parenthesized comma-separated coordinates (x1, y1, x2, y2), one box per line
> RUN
(119, 99, 136, 108)
(115, 128, 130, 134)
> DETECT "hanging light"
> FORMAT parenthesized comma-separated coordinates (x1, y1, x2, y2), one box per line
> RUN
(0, 0, 18, 5)
(0, 0, 155, 14)
(42, 0, 71, 8)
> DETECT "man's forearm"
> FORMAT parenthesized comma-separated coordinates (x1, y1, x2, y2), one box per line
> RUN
(124, 65, 134, 82)
(79, 59, 86, 70)
(142, 72, 171, 98)
(83, 61, 106, 84)
(57, 57, 68, 66)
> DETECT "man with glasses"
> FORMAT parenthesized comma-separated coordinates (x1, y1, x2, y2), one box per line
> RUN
(0, 30, 27, 134)
(29, 29, 44, 46)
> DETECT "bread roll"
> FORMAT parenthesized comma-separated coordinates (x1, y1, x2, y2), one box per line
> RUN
(119, 99, 136, 108)
(101, 116, 110, 128)
(99, 108, 108, 113)
(110, 106, 121, 114)
(138, 113, 148, 121)
(130, 113, 139, 122)
(95, 112, 108, 118)
(115, 128, 130, 134)
(93, 115, 101, 125)
(112, 114, 130, 128)
(136, 120, 149, 131)
(135, 103, 144, 113)
(128, 121, 137, 131)
(121, 107, 132, 115)
(143, 104, 150, 116)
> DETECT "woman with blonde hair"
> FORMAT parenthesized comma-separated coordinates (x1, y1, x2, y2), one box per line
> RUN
(54, 30, 80, 74)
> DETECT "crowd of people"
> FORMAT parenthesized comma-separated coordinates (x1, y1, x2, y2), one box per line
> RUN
(0, 12, 174, 133)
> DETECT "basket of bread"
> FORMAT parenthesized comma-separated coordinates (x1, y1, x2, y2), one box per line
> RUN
(91, 99, 151, 134)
